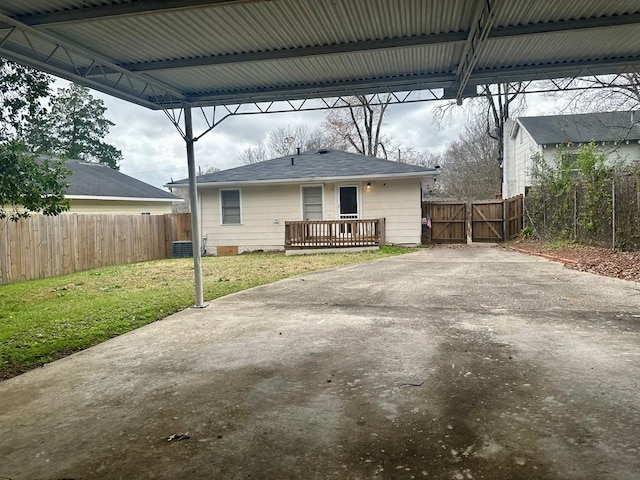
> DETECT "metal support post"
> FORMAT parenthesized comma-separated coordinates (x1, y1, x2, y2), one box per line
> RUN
(184, 104, 207, 308)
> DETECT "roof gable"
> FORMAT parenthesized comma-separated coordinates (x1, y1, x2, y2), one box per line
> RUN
(168, 149, 438, 186)
(518, 111, 640, 145)
(40, 157, 180, 200)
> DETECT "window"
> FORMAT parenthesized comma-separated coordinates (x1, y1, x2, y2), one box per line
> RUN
(302, 186, 323, 220)
(561, 153, 578, 168)
(221, 189, 241, 224)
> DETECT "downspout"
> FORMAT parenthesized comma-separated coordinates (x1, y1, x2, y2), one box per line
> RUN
(184, 104, 207, 308)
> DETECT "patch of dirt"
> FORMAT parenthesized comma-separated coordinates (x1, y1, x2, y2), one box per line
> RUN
(504, 240, 640, 282)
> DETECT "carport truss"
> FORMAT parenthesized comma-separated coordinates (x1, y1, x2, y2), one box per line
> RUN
(1, 0, 640, 305)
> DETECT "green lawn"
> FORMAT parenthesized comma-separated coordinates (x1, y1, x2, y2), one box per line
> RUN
(0, 247, 410, 380)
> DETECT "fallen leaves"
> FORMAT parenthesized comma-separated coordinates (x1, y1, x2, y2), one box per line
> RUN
(506, 241, 640, 282)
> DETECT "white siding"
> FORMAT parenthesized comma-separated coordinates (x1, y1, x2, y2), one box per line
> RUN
(503, 121, 540, 198)
(200, 178, 424, 253)
(503, 120, 640, 198)
(541, 141, 640, 170)
(200, 184, 298, 253)
(361, 178, 422, 246)
(599, 142, 640, 165)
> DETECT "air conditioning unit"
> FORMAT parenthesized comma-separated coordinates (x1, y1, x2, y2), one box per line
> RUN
(172, 241, 193, 258)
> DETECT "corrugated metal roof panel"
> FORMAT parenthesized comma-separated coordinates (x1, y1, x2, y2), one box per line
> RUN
(152, 44, 457, 94)
(45, 0, 474, 65)
(478, 24, 640, 70)
(495, 0, 640, 26)
(1, 0, 639, 108)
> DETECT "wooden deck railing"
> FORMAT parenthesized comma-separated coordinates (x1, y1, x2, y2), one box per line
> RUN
(284, 219, 385, 249)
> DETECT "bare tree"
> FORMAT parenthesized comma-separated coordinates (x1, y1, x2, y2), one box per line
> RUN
(394, 146, 440, 167)
(433, 82, 527, 171)
(436, 115, 502, 202)
(268, 125, 328, 156)
(547, 73, 640, 113)
(199, 165, 220, 175)
(238, 144, 268, 164)
(170, 186, 190, 213)
(323, 94, 392, 158)
(237, 94, 393, 164)
(483, 83, 527, 170)
(237, 125, 328, 164)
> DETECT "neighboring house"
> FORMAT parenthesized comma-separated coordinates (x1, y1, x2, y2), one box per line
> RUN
(166, 149, 439, 254)
(503, 111, 640, 198)
(51, 158, 181, 214)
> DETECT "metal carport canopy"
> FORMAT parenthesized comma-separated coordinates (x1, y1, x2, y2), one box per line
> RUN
(2, 0, 640, 306)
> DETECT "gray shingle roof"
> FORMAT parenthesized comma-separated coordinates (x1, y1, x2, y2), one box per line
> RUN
(39, 157, 180, 200)
(518, 111, 640, 145)
(167, 149, 438, 186)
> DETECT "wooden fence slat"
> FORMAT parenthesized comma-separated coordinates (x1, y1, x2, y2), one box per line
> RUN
(0, 213, 192, 285)
(423, 196, 523, 244)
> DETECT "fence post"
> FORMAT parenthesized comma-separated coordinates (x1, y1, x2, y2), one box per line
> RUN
(573, 188, 577, 241)
(612, 175, 616, 250)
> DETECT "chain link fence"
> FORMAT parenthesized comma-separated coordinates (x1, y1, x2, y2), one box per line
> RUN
(525, 169, 640, 250)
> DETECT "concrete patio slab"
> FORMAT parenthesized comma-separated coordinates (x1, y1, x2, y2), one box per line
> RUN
(1, 246, 639, 479)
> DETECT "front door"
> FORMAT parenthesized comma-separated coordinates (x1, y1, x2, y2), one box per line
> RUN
(339, 185, 359, 220)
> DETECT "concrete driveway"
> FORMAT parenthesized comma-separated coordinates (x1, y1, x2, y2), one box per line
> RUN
(1, 246, 639, 480)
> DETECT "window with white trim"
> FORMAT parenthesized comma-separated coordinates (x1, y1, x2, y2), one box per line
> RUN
(302, 186, 323, 220)
(221, 189, 241, 224)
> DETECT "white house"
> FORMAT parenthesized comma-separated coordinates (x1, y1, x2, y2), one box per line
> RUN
(166, 149, 439, 254)
(503, 111, 640, 198)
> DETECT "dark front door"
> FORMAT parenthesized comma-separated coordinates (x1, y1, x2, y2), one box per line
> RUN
(339, 186, 358, 220)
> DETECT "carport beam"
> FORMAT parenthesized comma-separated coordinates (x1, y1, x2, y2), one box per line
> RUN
(184, 104, 207, 308)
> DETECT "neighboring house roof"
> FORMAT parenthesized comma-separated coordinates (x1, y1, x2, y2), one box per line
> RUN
(517, 111, 640, 145)
(167, 149, 439, 187)
(40, 157, 180, 202)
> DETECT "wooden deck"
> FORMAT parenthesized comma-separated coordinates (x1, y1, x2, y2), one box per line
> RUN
(284, 219, 385, 249)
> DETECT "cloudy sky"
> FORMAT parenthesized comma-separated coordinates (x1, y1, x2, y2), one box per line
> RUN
(53, 79, 564, 189)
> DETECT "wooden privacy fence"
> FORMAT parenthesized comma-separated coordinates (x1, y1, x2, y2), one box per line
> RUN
(471, 201, 504, 242)
(504, 195, 524, 241)
(0, 213, 191, 285)
(422, 195, 523, 244)
(285, 219, 385, 249)
(423, 202, 467, 244)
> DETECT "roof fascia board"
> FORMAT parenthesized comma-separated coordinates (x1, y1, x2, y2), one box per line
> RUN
(66, 195, 182, 202)
(173, 171, 439, 188)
